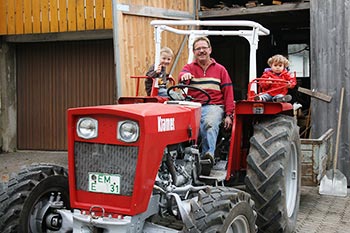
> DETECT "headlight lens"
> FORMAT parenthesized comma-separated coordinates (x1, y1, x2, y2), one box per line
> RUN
(117, 120, 139, 142)
(76, 118, 98, 139)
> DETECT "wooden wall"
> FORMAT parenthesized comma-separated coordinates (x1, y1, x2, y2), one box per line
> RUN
(114, 0, 195, 96)
(310, 0, 350, 184)
(0, 0, 196, 96)
(0, 0, 113, 35)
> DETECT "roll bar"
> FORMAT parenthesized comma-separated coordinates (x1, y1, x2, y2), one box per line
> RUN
(150, 20, 270, 91)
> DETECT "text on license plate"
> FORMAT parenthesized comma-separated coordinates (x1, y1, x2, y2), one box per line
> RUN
(88, 172, 121, 194)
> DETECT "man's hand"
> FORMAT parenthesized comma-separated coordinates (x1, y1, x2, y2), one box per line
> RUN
(181, 73, 193, 82)
(224, 115, 233, 129)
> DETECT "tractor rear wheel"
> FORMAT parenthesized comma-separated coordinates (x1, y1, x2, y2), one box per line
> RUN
(245, 115, 301, 233)
(186, 187, 257, 233)
(0, 164, 70, 233)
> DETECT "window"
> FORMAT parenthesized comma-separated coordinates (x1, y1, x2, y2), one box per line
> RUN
(288, 44, 309, 77)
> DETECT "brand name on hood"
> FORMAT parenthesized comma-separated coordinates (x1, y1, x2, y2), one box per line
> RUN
(158, 116, 175, 132)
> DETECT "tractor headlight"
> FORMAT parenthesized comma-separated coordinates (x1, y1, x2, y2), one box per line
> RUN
(76, 117, 98, 139)
(117, 120, 139, 143)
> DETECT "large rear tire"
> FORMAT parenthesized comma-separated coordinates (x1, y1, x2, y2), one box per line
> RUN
(186, 187, 257, 233)
(245, 115, 301, 233)
(0, 164, 70, 233)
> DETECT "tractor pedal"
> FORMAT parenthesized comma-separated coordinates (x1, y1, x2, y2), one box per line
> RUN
(212, 160, 227, 171)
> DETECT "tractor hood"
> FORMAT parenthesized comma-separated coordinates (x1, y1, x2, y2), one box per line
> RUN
(67, 102, 201, 216)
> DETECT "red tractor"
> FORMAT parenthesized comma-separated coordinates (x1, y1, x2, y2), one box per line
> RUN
(0, 20, 301, 233)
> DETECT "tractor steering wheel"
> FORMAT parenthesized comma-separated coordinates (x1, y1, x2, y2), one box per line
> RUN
(167, 84, 211, 105)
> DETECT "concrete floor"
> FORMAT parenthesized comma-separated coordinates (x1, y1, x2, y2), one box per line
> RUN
(297, 186, 350, 233)
(1, 151, 350, 232)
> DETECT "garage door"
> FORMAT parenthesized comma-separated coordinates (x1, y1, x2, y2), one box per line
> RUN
(17, 39, 116, 150)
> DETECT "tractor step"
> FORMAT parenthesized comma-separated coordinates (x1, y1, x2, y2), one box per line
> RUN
(199, 160, 228, 186)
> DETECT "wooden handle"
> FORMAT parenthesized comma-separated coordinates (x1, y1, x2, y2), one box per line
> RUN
(333, 87, 344, 170)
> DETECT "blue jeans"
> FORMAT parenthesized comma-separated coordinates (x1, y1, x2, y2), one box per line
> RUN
(200, 105, 224, 156)
(158, 88, 168, 97)
(259, 93, 284, 102)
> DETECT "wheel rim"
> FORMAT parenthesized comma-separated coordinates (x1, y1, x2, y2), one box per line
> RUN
(226, 215, 251, 233)
(286, 143, 298, 218)
(29, 191, 65, 232)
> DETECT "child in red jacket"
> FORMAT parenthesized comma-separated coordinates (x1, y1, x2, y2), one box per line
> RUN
(256, 54, 296, 102)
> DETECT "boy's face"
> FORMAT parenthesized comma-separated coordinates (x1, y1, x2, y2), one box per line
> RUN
(160, 52, 173, 67)
(271, 62, 285, 74)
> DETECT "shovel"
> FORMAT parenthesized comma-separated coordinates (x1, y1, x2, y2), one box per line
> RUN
(319, 87, 347, 197)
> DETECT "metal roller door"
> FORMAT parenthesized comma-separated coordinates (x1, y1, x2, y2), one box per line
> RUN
(16, 39, 116, 150)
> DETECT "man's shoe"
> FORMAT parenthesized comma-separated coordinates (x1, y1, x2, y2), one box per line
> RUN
(254, 95, 261, 101)
(203, 152, 215, 165)
(200, 152, 214, 176)
(274, 94, 292, 102)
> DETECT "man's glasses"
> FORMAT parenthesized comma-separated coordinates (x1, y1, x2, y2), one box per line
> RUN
(194, 46, 209, 52)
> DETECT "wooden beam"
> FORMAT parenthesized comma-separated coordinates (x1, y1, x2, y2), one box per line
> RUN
(116, 3, 194, 20)
(298, 87, 332, 103)
(199, 2, 310, 18)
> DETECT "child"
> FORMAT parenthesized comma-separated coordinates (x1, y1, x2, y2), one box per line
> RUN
(145, 47, 174, 97)
(256, 54, 296, 102)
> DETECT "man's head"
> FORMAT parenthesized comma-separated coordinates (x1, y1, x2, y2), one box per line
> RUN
(193, 37, 212, 64)
(160, 47, 174, 67)
(267, 54, 289, 74)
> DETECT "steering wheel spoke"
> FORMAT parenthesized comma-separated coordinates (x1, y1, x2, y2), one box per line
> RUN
(167, 84, 211, 105)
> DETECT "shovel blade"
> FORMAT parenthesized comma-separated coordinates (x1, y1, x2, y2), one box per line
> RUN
(319, 169, 348, 197)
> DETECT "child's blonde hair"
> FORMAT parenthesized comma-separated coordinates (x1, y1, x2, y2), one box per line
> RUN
(160, 47, 174, 57)
(267, 54, 289, 67)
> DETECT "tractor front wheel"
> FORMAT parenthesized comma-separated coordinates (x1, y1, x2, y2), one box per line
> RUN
(245, 115, 301, 233)
(186, 187, 257, 233)
(0, 164, 70, 233)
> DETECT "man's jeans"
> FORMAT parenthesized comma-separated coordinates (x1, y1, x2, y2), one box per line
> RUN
(200, 105, 224, 156)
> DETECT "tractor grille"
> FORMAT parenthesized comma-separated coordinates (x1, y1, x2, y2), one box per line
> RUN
(74, 142, 138, 196)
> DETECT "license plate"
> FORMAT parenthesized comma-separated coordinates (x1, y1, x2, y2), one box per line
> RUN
(88, 172, 121, 194)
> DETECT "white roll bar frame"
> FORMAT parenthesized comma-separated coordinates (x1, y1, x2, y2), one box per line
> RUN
(150, 20, 270, 91)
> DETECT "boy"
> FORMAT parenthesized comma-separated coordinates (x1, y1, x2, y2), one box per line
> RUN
(145, 47, 174, 97)
(256, 54, 296, 102)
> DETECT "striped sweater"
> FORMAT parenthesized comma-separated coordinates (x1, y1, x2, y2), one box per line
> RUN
(178, 58, 235, 115)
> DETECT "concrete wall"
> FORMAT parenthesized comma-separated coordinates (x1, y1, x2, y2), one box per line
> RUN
(0, 41, 16, 152)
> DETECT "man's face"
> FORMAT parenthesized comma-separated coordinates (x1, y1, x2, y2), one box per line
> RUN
(193, 40, 212, 63)
(271, 62, 285, 74)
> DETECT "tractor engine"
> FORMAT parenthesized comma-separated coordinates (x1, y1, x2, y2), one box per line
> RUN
(156, 145, 201, 191)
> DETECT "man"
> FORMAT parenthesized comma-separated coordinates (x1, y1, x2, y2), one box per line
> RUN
(178, 36, 234, 164)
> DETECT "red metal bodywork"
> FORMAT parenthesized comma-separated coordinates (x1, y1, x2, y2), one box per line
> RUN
(226, 100, 294, 179)
(67, 103, 201, 216)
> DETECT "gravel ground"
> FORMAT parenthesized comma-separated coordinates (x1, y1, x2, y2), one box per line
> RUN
(0, 150, 68, 183)
(1, 151, 350, 233)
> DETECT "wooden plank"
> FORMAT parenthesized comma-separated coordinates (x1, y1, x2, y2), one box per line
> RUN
(117, 4, 193, 20)
(23, 0, 32, 33)
(85, 0, 94, 30)
(58, 0, 67, 32)
(95, 0, 104, 29)
(298, 87, 332, 102)
(76, 0, 85, 30)
(50, 0, 59, 32)
(7, 0, 16, 34)
(41, 0, 50, 33)
(67, 0, 77, 31)
(0, 0, 7, 34)
(200, 2, 310, 18)
(15, 0, 24, 34)
(104, 0, 112, 29)
(32, 0, 41, 33)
